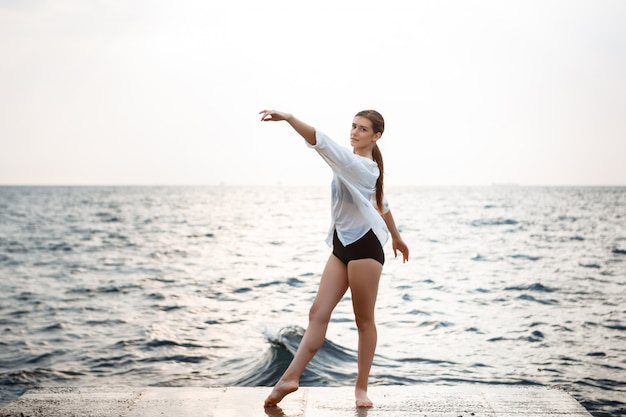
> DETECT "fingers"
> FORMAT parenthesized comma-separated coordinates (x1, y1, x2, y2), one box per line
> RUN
(259, 109, 273, 121)
(402, 246, 409, 263)
(395, 243, 409, 263)
(394, 247, 409, 263)
(259, 109, 284, 122)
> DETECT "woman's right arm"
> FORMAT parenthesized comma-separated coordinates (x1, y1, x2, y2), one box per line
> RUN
(259, 110, 316, 146)
(382, 209, 410, 263)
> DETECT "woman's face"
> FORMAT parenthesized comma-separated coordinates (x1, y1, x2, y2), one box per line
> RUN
(350, 116, 381, 153)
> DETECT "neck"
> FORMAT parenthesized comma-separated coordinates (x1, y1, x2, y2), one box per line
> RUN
(353, 147, 374, 160)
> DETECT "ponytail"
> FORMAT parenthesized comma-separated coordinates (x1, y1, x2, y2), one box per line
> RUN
(372, 143, 384, 213)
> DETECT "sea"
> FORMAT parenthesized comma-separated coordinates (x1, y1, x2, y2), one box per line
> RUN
(0, 185, 624, 416)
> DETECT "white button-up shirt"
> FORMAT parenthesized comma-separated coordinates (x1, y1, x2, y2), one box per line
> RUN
(308, 128, 390, 247)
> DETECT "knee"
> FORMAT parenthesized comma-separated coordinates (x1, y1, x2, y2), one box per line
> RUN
(308, 303, 331, 325)
(354, 316, 376, 333)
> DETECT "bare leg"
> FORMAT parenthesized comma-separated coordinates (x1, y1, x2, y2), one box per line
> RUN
(264, 255, 348, 407)
(347, 258, 383, 408)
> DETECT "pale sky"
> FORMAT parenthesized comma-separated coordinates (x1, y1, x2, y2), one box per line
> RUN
(1, 0, 625, 186)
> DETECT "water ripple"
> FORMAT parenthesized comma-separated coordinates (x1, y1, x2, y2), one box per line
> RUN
(0, 185, 624, 416)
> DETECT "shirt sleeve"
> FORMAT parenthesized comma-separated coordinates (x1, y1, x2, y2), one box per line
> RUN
(308, 129, 378, 188)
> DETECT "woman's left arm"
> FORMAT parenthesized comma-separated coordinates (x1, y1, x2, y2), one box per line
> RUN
(382, 209, 409, 263)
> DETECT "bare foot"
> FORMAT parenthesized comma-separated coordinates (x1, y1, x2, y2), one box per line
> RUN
(264, 380, 299, 407)
(264, 405, 287, 417)
(355, 388, 373, 408)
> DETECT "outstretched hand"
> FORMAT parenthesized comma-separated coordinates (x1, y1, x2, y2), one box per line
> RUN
(259, 109, 292, 122)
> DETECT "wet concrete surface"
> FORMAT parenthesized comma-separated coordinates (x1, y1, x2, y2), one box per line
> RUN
(0, 385, 592, 416)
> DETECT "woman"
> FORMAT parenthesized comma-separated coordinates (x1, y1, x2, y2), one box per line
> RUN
(259, 109, 409, 408)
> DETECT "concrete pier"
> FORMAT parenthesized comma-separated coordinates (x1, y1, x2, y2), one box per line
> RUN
(0, 385, 592, 417)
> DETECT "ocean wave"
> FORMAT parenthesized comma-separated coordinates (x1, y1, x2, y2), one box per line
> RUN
(580, 262, 602, 269)
(504, 283, 559, 293)
(516, 294, 559, 305)
(225, 326, 359, 387)
(509, 254, 542, 261)
(0, 368, 84, 406)
(471, 218, 519, 227)
(144, 339, 205, 350)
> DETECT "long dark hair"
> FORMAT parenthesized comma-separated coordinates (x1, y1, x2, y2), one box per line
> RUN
(355, 109, 385, 213)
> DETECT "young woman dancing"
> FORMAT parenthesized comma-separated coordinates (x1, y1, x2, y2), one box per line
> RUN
(259, 109, 410, 408)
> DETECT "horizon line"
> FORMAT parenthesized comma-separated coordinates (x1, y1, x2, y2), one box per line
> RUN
(0, 183, 625, 188)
